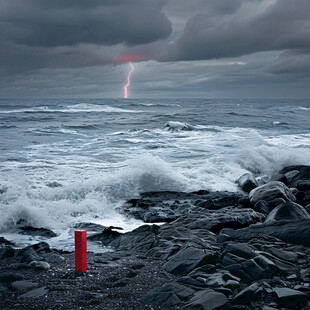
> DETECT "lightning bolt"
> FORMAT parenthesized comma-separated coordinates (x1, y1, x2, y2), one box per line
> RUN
(124, 62, 134, 99)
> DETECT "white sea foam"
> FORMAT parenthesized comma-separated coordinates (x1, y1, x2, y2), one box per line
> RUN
(1, 128, 309, 238)
(0, 103, 143, 114)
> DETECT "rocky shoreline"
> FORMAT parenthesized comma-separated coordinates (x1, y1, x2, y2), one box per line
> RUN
(1, 165, 310, 309)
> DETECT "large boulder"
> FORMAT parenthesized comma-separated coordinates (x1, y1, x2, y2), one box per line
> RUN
(171, 207, 265, 234)
(141, 283, 194, 308)
(89, 225, 160, 254)
(280, 165, 310, 184)
(221, 243, 277, 283)
(183, 289, 228, 310)
(273, 287, 309, 306)
(264, 202, 310, 224)
(238, 173, 258, 193)
(249, 181, 295, 205)
(163, 246, 218, 275)
(218, 219, 310, 247)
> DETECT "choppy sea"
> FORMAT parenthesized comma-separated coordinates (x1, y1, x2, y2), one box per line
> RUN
(0, 98, 309, 250)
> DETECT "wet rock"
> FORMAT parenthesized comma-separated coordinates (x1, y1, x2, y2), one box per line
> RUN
(269, 198, 286, 208)
(238, 173, 258, 192)
(285, 170, 300, 184)
(233, 282, 259, 304)
(273, 287, 309, 306)
(74, 222, 123, 232)
(249, 181, 296, 205)
(280, 165, 310, 188)
(301, 267, 310, 282)
(218, 219, 310, 247)
(297, 180, 310, 191)
(262, 247, 298, 263)
(90, 225, 160, 254)
(238, 196, 252, 208)
(163, 246, 218, 275)
(253, 200, 270, 214)
(264, 202, 310, 223)
(11, 280, 39, 291)
(20, 287, 48, 298)
(141, 283, 194, 308)
(270, 173, 287, 184)
(187, 267, 240, 291)
(18, 226, 57, 238)
(88, 226, 122, 245)
(123, 191, 244, 224)
(183, 289, 227, 310)
(18, 247, 43, 263)
(171, 207, 265, 234)
(0, 237, 15, 246)
(29, 261, 50, 271)
(45, 253, 65, 263)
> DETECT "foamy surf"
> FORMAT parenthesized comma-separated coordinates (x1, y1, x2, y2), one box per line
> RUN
(0, 98, 309, 250)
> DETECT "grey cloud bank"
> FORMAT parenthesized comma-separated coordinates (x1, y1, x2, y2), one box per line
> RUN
(0, 0, 309, 98)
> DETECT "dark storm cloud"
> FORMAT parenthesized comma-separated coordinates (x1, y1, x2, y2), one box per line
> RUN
(270, 50, 310, 75)
(0, 0, 171, 47)
(162, 0, 310, 61)
(1, 0, 310, 98)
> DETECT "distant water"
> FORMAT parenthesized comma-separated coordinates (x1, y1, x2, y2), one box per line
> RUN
(0, 99, 309, 249)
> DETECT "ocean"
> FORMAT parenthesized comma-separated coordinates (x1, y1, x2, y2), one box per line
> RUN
(0, 98, 309, 250)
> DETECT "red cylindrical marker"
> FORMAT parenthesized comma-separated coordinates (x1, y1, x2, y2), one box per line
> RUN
(75, 230, 87, 272)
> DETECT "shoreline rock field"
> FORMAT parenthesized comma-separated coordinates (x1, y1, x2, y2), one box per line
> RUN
(1, 165, 310, 309)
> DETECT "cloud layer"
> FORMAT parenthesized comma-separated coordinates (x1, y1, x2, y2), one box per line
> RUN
(0, 0, 310, 97)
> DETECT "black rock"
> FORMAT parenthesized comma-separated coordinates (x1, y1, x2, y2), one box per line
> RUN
(88, 227, 122, 245)
(280, 165, 310, 188)
(18, 226, 57, 238)
(233, 282, 259, 304)
(20, 287, 48, 298)
(249, 181, 296, 205)
(170, 207, 265, 234)
(218, 219, 310, 247)
(253, 200, 271, 214)
(163, 246, 218, 275)
(264, 201, 310, 223)
(273, 287, 309, 306)
(141, 283, 194, 308)
(238, 173, 258, 193)
(297, 180, 310, 191)
(17, 242, 51, 263)
(11, 280, 39, 291)
(183, 289, 228, 310)
(0, 237, 15, 246)
(74, 222, 123, 232)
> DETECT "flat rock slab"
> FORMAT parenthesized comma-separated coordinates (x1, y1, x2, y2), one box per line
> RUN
(163, 246, 217, 275)
(273, 287, 309, 306)
(20, 287, 48, 298)
(183, 289, 227, 310)
(11, 280, 39, 291)
(141, 283, 195, 308)
(219, 219, 310, 247)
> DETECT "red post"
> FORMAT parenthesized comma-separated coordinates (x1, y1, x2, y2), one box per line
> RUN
(75, 230, 87, 272)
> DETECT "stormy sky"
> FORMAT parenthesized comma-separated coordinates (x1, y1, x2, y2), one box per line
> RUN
(0, 0, 310, 98)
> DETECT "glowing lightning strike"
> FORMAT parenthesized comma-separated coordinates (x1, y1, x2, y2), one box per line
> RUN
(124, 62, 134, 99)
